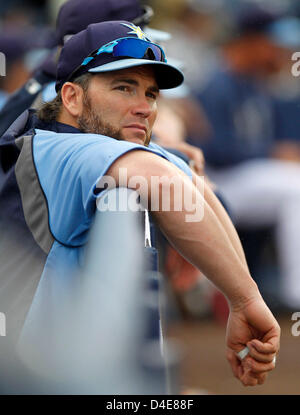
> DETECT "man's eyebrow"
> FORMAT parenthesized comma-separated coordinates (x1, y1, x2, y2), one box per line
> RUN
(111, 78, 160, 94)
(111, 78, 138, 86)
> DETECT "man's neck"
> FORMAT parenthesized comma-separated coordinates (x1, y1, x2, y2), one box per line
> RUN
(57, 112, 80, 130)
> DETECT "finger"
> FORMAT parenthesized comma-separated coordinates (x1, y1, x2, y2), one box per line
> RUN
(230, 352, 259, 387)
(247, 337, 279, 354)
(227, 350, 241, 379)
(236, 346, 250, 361)
(246, 343, 276, 363)
(243, 371, 268, 385)
(249, 339, 278, 353)
(243, 356, 276, 374)
(239, 368, 258, 387)
(229, 348, 273, 386)
(240, 363, 270, 386)
(256, 372, 268, 385)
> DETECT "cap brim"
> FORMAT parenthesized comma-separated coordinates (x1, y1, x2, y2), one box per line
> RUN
(88, 58, 184, 89)
(166, 57, 185, 70)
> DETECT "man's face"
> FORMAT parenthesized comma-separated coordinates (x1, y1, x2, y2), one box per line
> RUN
(77, 66, 159, 146)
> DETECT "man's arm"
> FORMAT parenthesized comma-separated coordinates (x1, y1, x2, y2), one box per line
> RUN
(106, 150, 280, 386)
(108, 151, 251, 301)
(191, 170, 249, 272)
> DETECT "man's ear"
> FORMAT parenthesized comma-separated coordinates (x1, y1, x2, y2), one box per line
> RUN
(61, 82, 84, 118)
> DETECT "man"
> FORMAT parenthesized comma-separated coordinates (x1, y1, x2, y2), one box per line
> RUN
(1, 20, 280, 389)
(0, 30, 32, 110)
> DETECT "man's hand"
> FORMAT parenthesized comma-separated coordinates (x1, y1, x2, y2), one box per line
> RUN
(226, 296, 280, 386)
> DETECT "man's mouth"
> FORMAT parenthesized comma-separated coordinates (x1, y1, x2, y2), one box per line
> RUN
(124, 124, 147, 134)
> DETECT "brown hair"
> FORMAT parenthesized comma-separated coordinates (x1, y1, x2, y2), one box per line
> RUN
(37, 73, 92, 123)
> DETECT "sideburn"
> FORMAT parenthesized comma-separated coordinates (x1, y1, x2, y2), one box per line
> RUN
(77, 91, 123, 140)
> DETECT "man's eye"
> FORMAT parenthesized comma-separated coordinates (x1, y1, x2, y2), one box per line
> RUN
(146, 92, 157, 100)
(116, 85, 130, 92)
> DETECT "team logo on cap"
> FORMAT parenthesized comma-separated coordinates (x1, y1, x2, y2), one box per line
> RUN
(121, 23, 149, 40)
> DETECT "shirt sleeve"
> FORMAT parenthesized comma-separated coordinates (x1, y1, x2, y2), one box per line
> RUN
(148, 142, 193, 180)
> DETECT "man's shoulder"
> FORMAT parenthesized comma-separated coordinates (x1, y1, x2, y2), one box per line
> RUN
(33, 129, 150, 177)
(33, 129, 116, 160)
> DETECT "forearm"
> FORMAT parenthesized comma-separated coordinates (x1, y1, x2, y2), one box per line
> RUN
(151, 191, 259, 308)
(197, 173, 250, 272)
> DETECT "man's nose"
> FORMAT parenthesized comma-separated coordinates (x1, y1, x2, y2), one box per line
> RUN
(131, 96, 153, 118)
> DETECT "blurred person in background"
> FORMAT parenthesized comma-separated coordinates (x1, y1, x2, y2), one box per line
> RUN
(0, 0, 55, 111)
(267, 16, 300, 162)
(0, 30, 33, 109)
(149, 0, 224, 90)
(0, 1, 47, 27)
(187, 3, 300, 312)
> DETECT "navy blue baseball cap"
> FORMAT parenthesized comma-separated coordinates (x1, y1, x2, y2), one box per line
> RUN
(55, 0, 152, 45)
(56, 20, 184, 91)
(234, 4, 280, 35)
(0, 29, 35, 63)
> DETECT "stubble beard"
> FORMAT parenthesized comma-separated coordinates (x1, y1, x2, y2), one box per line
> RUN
(77, 92, 151, 145)
(77, 92, 123, 140)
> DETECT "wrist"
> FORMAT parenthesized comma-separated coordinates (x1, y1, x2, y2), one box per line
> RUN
(227, 279, 261, 312)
